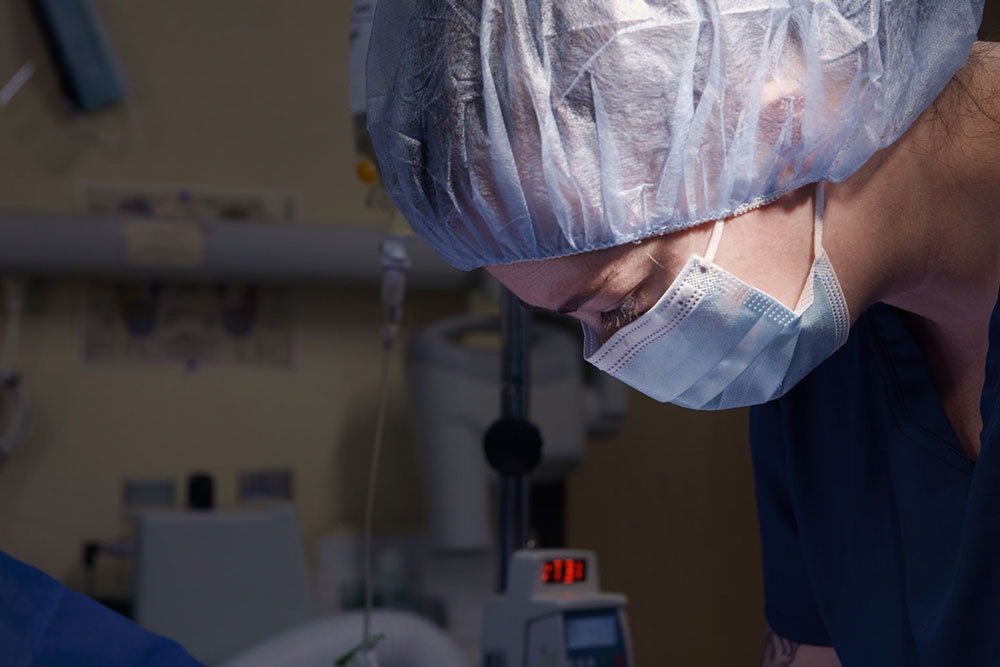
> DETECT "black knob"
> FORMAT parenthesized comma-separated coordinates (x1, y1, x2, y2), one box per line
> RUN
(483, 417, 543, 476)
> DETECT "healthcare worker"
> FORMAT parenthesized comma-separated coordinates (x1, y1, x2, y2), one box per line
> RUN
(367, 1, 996, 665)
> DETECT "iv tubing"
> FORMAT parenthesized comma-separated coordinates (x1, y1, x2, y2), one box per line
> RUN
(361, 236, 410, 646)
(362, 342, 392, 645)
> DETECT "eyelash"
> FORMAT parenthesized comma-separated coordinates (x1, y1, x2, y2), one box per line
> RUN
(599, 295, 641, 332)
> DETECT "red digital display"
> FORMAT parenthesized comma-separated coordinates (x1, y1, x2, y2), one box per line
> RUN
(541, 557, 587, 584)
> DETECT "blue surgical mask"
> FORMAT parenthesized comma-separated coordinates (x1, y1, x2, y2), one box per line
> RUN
(583, 183, 850, 410)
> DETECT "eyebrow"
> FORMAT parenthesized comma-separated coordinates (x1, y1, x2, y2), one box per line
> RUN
(555, 267, 620, 315)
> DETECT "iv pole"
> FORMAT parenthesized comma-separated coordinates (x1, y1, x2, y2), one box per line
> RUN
(484, 289, 543, 591)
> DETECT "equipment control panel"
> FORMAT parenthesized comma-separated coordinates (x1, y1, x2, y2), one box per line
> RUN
(481, 549, 632, 667)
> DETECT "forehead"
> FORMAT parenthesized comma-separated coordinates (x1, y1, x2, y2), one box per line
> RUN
(484, 242, 638, 309)
(486, 221, 714, 310)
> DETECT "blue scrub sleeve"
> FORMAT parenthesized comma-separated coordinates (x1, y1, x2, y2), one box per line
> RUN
(0, 550, 203, 667)
(749, 402, 832, 647)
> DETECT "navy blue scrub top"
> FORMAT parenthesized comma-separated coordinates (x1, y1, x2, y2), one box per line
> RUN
(0, 550, 203, 666)
(750, 293, 1000, 666)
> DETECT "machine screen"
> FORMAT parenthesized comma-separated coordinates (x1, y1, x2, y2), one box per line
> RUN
(542, 557, 586, 584)
(565, 613, 619, 650)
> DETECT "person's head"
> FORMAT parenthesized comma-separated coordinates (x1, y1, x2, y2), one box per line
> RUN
(369, 0, 982, 268)
(367, 0, 986, 406)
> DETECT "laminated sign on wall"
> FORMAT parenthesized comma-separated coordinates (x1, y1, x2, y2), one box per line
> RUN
(79, 183, 299, 368)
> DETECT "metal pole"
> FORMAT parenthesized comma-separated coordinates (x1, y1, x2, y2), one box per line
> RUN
(498, 288, 530, 591)
(500, 289, 529, 418)
(498, 475, 528, 591)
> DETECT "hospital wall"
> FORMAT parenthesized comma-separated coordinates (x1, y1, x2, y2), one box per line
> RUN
(5, 2, 996, 665)
(0, 0, 443, 583)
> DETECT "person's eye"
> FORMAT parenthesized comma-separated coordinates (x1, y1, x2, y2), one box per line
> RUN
(599, 295, 642, 333)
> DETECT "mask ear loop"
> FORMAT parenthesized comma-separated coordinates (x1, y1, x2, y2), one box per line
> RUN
(703, 181, 825, 271)
(790, 181, 828, 314)
(813, 181, 826, 257)
(701, 217, 726, 267)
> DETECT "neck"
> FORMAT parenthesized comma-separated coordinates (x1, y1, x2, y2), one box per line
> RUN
(840, 42, 1000, 326)
(827, 42, 1000, 459)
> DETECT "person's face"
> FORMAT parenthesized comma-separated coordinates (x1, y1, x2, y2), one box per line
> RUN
(486, 186, 818, 344)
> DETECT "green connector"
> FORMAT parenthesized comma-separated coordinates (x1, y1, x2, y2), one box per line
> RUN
(334, 634, 386, 667)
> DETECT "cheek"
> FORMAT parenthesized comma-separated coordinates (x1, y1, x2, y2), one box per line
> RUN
(709, 198, 815, 309)
(644, 224, 715, 282)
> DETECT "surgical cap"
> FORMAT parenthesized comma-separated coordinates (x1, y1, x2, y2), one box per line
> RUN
(367, 1, 983, 270)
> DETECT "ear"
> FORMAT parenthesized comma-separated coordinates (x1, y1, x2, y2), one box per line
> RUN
(759, 78, 806, 141)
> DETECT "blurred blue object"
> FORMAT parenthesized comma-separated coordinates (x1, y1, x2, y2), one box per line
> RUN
(0, 550, 203, 666)
(367, 0, 984, 270)
(32, 0, 129, 111)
